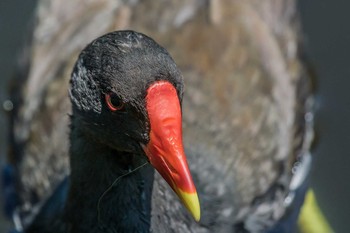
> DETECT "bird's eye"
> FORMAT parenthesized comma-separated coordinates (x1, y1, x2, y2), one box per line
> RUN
(105, 93, 124, 111)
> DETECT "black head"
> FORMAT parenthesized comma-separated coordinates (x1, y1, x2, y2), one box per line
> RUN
(69, 30, 184, 153)
(69, 31, 200, 221)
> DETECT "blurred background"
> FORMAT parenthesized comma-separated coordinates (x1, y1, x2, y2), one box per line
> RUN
(298, 1, 350, 232)
(0, 0, 348, 232)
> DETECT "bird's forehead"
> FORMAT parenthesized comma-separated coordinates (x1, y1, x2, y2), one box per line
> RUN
(100, 54, 167, 99)
(79, 31, 183, 102)
(99, 50, 179, 99)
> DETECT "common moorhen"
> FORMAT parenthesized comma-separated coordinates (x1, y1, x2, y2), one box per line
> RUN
(25, 30, 199, 233)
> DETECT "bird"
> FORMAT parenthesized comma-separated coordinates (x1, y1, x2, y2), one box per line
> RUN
(3, 0, 318, 233)
(21, 30, 201, 233)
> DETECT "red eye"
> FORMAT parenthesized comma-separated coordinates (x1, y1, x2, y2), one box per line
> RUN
(105, 93, 124, 111)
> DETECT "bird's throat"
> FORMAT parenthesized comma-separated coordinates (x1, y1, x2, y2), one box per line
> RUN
(64, 120, 154, 233)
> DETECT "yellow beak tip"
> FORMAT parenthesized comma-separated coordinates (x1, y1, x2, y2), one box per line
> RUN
(193, 210, 201, 222)
(176, 189, 201, 222)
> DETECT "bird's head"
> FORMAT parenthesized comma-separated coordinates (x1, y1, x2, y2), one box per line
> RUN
(69, 30, 200, 221)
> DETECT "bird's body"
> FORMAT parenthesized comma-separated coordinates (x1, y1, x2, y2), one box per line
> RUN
(5, 1, 314, 232)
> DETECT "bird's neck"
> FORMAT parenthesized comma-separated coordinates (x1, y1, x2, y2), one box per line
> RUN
(64, 118, 154, 233)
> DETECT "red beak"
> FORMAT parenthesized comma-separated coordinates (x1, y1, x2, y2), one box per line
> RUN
(142, 81, 200, 221)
